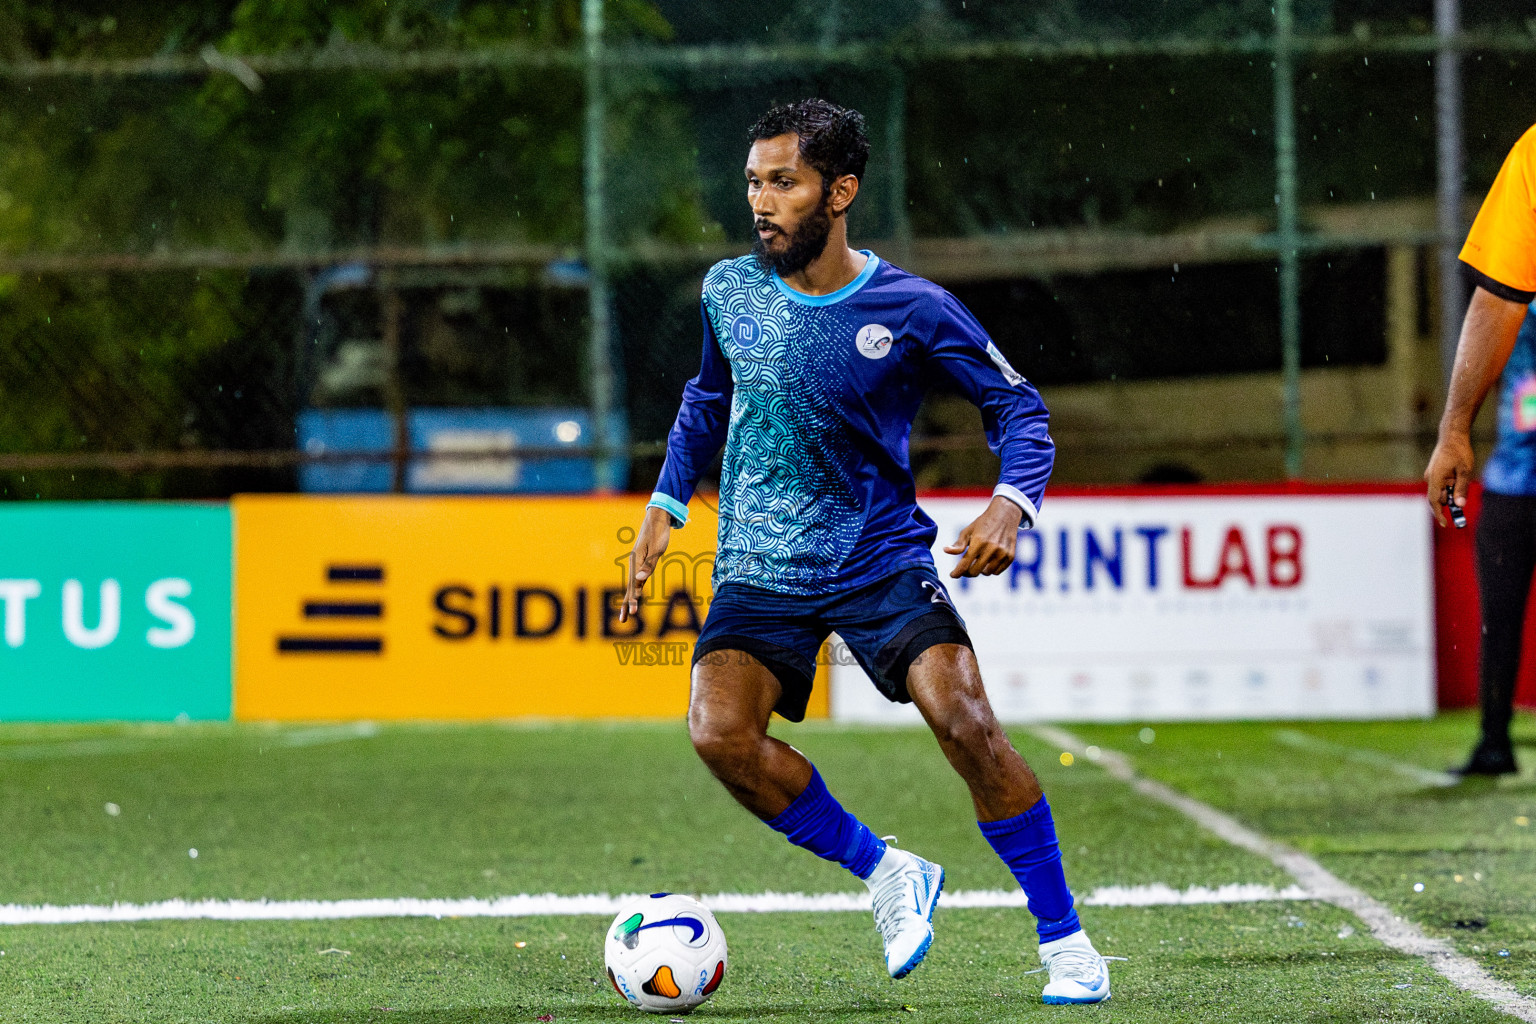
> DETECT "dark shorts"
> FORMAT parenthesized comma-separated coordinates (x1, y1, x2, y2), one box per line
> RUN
(693, 565, 972, 722)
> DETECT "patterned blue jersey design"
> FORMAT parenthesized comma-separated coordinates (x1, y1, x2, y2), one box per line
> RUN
(1483, 301, 1536, 495)
(653, 251, 1054, 595)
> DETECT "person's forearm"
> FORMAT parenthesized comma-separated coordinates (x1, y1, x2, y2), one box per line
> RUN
(993, 421, 1053, 528)
(653, 406, 727, 520)
(1440, 286, 1530, 436)
(652, 373, 732, 521)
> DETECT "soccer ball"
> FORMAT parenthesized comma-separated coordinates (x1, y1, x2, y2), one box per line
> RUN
(604, 892, 727, 1014)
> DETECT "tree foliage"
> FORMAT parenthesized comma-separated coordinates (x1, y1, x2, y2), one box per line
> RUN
(0, 0, 715, 497)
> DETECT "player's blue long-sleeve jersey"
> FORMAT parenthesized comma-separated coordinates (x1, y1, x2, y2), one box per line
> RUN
(650, 251, 1054, 595)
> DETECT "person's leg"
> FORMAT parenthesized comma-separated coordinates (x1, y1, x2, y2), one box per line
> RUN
(1471, 492, 1536, 769)
(904, 642, 1108, 1003)
(829, 567, 1103, 999)
(689, 584, 927, 976)
(904, 644, 1080, 942)
(687, 649, 886, 879)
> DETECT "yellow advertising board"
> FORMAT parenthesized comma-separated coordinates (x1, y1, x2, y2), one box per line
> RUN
(233, 495, 828, 721)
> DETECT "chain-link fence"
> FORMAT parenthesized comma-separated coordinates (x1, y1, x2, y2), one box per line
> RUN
(3, 1, 1536, 499)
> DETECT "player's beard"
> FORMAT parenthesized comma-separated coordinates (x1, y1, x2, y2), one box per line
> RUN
(751, 202, 833, 277)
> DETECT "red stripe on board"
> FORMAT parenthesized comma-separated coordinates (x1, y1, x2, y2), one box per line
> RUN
(1435, 485, 1482, 709)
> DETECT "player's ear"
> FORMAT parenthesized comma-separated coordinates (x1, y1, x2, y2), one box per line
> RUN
(829, 173, 859, 216)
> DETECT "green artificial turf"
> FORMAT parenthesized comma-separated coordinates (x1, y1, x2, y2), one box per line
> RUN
(0, 905, 1506, 1023)
(1071, 711, 1536, 1003)
(0, 716, 1527, 1021)
(0, 719, 1277, 904)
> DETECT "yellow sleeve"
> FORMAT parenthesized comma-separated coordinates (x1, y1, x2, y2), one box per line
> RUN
(1460, 124, 1536, 303)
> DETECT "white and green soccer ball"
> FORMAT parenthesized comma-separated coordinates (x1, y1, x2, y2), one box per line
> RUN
(604, 892, 728, 1014)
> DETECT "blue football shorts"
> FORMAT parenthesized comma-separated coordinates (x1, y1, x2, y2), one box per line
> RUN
(692, 565, 972, 722)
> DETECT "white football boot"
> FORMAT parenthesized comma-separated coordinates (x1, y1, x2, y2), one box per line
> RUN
(1039, 929, 1111, 1004)
(865, 838, 945, 979)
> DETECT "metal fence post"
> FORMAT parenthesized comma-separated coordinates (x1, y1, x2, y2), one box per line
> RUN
(887, 69, 911, 267)
(584, 0, 617, 492)
(380, 278, 409, 493)
(1435, 0, 1465, 388)
(1273, 0, 1304, 478)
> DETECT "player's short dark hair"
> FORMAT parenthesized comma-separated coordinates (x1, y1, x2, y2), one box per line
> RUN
(747, 99, 870, 192)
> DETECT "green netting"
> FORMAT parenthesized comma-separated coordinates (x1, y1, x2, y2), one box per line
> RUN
(0, 0, 1532, 496)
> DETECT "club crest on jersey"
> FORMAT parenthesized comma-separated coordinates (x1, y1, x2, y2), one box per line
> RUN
(1515, 374, 1536, 431)
(986, 340, 1026, 385)
(730, 313, 761, 350)
(855, 324, 894, 360)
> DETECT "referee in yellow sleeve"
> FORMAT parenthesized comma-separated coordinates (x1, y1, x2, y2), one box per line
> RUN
(1425, 123, 1536, 776)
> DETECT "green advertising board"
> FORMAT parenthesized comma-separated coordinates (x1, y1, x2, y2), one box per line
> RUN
(0, 504, 231, 720)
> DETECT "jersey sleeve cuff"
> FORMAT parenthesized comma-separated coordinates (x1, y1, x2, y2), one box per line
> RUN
(1461, 260, 1536, 305)
(992, 484, 1038, 528)
(647, 491, 690, 528)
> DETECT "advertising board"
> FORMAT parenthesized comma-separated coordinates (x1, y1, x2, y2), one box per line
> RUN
(232, 495, 745, 720)
(0, 504, 231, 720)
(832, 490, 1437, 723)
(0, 490, 1445, 723)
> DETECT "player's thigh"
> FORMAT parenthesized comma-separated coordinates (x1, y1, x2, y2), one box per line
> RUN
(688, 648, 783, 739)
(690, 582, 827, 727)
(904, 641, 1004, 737)
(831, 566, 972, 705)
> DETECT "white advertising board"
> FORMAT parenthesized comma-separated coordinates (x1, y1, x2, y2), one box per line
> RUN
(831, 492, 1436, 723)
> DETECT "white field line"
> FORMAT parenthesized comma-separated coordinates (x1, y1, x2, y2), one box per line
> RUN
(1029, 724, 1536, 1024)
(1272, 729, 1459, 788)
(278, 722, 381, 747)
(0, 883, 1309, 926)
(0, 738, 162, 761)
(0, 723, 380, 761)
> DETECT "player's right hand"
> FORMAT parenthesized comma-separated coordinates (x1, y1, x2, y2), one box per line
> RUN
(1423, 430, 1474, 527)
(621, 505, 673, 622)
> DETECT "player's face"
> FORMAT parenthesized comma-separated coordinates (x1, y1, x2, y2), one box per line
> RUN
(746, 134, 833, 275)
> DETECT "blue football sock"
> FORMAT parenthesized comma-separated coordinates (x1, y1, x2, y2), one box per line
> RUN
(978, 797, 1082, 943)
(764, 767, 886, 880)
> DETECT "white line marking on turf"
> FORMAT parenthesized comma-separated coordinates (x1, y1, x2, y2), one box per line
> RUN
(1272, 729, 1459, 788)
(1080, 883, 1310, 907)
(0, 724, 380, 761)
(0, 884, 1311, 926)
(1030, 724, 1536, 1024)
(0, 738, 161, 761)
(279, 722, 381, 747)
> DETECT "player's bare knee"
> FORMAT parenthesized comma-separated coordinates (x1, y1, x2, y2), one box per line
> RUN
(930, 697, 998, 757)
(952, 712, 998, 759)
(688, 719, 761, 778)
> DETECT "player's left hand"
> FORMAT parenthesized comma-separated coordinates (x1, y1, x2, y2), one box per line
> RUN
(945, 496, 1024, 578)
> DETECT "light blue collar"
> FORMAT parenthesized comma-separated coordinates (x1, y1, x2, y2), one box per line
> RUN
(772, 250, 880, 306)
